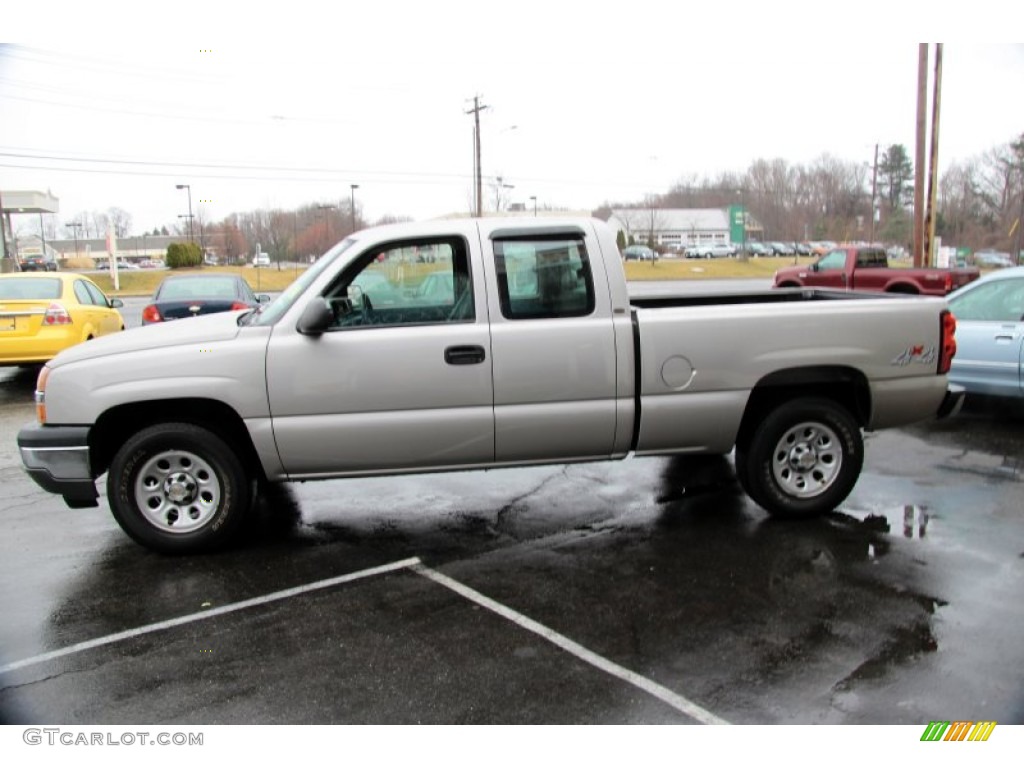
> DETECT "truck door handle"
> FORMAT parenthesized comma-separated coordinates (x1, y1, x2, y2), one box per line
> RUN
(444, 345, 486, 365)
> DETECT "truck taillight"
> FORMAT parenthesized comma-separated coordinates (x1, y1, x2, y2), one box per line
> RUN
(43, 303, 72, 325)
(142, 305, 163, 323)
(939, 309, 957, 374)
(35, 365, 50, 423)
(230, 302, 249, 311)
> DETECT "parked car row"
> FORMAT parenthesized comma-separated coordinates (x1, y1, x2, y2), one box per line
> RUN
(673, 241, 821, 258)
(972, 250, 1016, 269)
(624, 240, 846, 259)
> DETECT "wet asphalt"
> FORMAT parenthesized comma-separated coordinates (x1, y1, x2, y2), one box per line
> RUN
(0, 286, 1022, 725)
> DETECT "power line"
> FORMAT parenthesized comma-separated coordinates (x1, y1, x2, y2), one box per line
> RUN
(0, 160, 471, 186)
(0, 148, 470, 180)
(0, 147, 647, 190)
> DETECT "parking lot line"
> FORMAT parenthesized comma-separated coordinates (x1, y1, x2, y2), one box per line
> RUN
(3, 555, 728, 724)
(0, 557, 421, 676)
(411, 563, 730, 725)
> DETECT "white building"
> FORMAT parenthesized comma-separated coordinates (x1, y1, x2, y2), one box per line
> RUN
(607, 207, 762, 252)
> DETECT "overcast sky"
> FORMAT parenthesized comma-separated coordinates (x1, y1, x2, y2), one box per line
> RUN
(2, 3, 1022, 238)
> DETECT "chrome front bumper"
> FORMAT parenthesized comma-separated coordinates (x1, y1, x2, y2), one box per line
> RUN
(17, 424, 99, 508)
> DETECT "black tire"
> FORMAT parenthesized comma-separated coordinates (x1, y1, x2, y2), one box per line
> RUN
(737, 398, 862, 519)
(107, 422, 251, 554)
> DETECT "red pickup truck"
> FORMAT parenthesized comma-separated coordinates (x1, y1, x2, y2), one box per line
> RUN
(772, 245, 979, 295)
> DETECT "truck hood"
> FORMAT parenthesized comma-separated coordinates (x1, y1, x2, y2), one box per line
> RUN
(49, 310, 247, 369)
(772, 264, 804, 282)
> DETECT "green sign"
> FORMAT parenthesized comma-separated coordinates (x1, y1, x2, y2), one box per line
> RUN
(729, 205, 746, 244)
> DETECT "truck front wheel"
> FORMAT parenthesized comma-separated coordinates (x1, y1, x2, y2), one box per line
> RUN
(107, 423, 252, 554)
(736, 399, 862, 518)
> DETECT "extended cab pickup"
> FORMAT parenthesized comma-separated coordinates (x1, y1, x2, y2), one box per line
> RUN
(773, 245, 979, 295)
(18, 218, 964, 553)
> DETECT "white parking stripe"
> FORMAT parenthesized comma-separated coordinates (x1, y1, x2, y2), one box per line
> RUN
(3, 554, 729, 724)
(0, 557, 421, 676)
(412, 562, 729, 725)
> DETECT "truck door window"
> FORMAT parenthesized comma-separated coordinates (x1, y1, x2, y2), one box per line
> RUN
(818, 250, 847, 270)
(323, 236, 474, 329)
(492, 237, 595, 320)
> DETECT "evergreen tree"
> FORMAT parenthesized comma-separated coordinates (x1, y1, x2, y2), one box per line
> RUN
(879, 144, 913, 212)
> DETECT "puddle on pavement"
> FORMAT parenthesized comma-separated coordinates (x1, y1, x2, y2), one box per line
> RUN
(939, 450, 1022, 482)
(834, 504, 931, 546)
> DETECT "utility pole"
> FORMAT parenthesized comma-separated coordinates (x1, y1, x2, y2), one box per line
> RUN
(0, 189, 10, 271)
(912, 45, 928, 268)
(869, 143, 879, 244)
(924, 44, 943, 268)
(466, 96, 489, 217)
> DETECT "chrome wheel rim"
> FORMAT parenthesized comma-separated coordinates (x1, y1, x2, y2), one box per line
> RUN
(134, 450, 221, 533)
(771, 421, 842, 499)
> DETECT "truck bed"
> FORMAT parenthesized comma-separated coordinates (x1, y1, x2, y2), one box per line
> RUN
(629, 287, 885, 310)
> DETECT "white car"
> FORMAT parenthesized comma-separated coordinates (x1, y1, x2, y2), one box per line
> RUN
(685, 243, 736, 259)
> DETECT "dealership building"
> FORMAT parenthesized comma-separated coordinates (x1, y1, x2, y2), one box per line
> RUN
(607, 207, 763, 252)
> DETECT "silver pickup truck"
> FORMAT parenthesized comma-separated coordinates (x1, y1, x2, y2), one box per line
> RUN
(17, 217, 963, 553)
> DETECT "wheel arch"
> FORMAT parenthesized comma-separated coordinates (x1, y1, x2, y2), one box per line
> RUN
(735, 366, 871, 453)
(884, 282, 920, 294)
(90, 398, 263, 481)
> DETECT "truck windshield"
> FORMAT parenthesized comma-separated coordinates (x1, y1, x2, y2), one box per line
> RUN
(245, 239, 356, 326)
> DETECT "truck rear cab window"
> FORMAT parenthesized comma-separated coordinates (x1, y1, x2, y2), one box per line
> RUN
(856, 249, 887, 268)
(492, 236, 595, 320)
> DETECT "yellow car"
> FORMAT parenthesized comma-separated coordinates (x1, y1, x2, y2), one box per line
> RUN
(0, 272, 125, 366)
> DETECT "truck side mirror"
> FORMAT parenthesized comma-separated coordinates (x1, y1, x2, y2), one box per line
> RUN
(296, 298, 333, 336)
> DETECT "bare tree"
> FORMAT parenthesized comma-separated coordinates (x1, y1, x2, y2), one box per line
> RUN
(107, 207, 132, 238)
(640, 196, 667, 250)
(490, 174, 515, 213)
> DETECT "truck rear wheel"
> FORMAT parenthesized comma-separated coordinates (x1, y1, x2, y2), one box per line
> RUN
(107, 423, 251, 554)
(737, 399, 862, 519)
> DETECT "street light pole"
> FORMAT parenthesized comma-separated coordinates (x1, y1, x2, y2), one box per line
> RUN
(178, 215, 195, 243)
(350, 184, 359, 232)
(317, 204, 335, 254)
(1015, 163, 1024, 265)
(869, 143, 879, 244)
(175, 184, 194, 244)
(67, 221, 82, 260)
